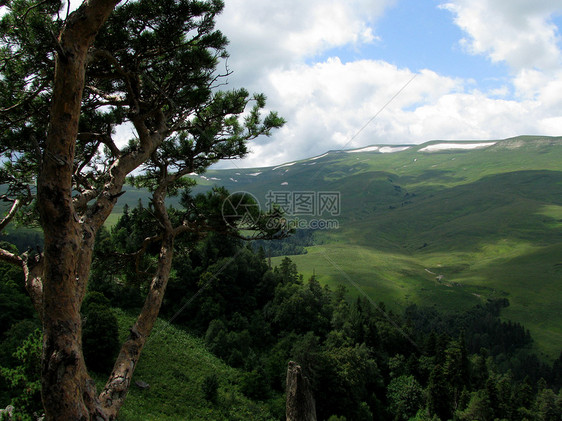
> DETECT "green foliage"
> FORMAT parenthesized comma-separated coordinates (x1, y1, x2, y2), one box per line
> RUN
(0, 246, 33, 337)
(456, 389, 494, 421)
(202, 373, 219, 404)
(82, 291, 112, 313)
(0, 0, 60, 195)
(88, 210, 562, 420)
(240, 369, 271, 401)
(535, 388, 561, 421)
(387, 375, 424, 421)
(204, 319, 228, 357)
(0, 230, 42, 253)
(0, 329, 42, 420)
(242, 138, 562, 359)
(316, 343, 381, 420)
(426, 364, 452, 420)
(112, 309, 277, 420)
(82, 299, 119, 374)
(252, 229, 316, 257)
(268, 275, 332, 336)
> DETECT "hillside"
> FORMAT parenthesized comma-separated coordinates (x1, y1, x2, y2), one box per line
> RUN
(113, 135, 562, 358)
(107, 309, 277, 421)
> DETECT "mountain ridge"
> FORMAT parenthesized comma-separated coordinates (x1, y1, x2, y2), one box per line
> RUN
(109, 135, 562, 358)
(191, 135, 562, 358)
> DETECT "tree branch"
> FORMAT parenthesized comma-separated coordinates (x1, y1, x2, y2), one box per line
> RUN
(22, 251, 44, 320)
(90, 48, 140, 113)
(98, 229, 175, 417)
(0, 79, 50, 114)
(0, 247, 44, 321)
(0, 197, 23, 232)
(20, 0, 49, 22)
(0, 247, 23, 266)
(85, 84, 127, 106)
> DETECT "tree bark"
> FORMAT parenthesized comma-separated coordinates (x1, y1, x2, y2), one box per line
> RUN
(37, 1, 120, 419)
(99, 231, 175, 418)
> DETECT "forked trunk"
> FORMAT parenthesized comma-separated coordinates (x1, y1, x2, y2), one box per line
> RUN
(37, 1, 121, 419)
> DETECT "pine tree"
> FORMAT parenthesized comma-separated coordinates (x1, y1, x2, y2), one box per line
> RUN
(0, 1, 283, 418)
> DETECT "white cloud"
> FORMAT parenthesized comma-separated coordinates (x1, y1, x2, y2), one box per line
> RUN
(210, 1, 562, 169)
(437, 1, 562, 133)
(227, 59, 464, 167)
(440, 0, 562, 71)
(220, 0, 391, 58)
(230, 56, 560, 168)
(216, 0, 394, 87)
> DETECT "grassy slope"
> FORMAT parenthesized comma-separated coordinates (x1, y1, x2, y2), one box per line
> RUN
(104, 309, 276, 421)
(108, 136, 562, 358)
(267, 137, 562, 359)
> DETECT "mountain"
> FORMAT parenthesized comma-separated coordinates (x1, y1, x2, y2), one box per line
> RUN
(116, 135, 562, 358)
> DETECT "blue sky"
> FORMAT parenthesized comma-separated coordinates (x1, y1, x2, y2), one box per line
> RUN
(213, 0, 562, 168)
(317, 1, 512, 95)
(360, 1, 508, 80)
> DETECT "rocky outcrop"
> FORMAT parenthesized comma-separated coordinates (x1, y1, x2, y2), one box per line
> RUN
(286, 361, 316, 421)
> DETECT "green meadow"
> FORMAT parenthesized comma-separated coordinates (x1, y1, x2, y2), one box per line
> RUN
(262, 137, 562, 359)
(99, 309, 277, 420)
(34, 136, 562, 359)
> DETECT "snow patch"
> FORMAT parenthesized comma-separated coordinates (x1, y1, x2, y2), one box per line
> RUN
(346, 145, 410, 154)
(419, 142, 496, 152)
(229, 178, 238, 182)
(281, 181, 288, 185)
(346, 146, 379, 153)
(248, 172, 262, 176)
(309, 152, 329, 160)
(273, 162, 296, 170)
(379, 146, 411, 153)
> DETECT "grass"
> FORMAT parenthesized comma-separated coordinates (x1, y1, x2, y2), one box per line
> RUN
(99, 136, 562, 360)
(272, 244, 482, 314)
(263, 137, 562, 360)
(272, 236, 562, 359)
(96, 309, 278, 421)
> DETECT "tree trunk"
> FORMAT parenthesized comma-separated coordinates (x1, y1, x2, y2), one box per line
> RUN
(99, 231, 175, 418)
(38, 1, 120, 419)
(286, 361, 317, 421)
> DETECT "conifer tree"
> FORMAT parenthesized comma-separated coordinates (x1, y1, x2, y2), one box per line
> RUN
(0, 0, 283, 418)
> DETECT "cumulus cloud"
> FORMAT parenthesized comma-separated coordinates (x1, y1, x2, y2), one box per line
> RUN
(216, 0, 394, 86)
(210, 1, 562, 168)
(230, 58, 560, 168)
(440, 0, 562, 71)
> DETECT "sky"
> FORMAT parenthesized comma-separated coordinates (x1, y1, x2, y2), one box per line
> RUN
(211, 0, 562, 168)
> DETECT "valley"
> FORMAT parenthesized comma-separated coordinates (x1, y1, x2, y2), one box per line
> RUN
(183, 135, 562, 359)
(103, 136, 562, 357)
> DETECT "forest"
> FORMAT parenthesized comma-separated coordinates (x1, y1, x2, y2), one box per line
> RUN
(0, 0, 561, 419)
(1, 199, 561, 420)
